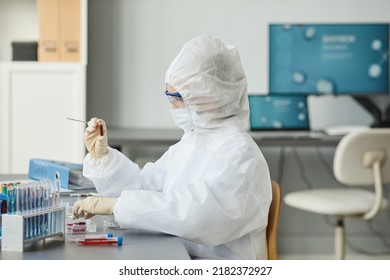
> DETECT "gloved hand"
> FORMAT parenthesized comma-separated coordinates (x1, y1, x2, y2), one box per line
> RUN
(84, 117, 108, 159)
(72, 196, 117, 219)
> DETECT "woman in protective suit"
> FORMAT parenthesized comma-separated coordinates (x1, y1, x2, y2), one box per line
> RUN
(73, 35, 272, 260)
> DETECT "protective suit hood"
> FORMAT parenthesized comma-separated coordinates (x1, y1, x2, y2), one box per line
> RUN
(165, 35, 249, 130)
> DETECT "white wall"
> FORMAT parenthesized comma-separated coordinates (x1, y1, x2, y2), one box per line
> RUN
(87, 0, 390, 129)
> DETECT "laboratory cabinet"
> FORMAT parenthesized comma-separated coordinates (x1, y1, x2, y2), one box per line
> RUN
(0, 62, 86, 173)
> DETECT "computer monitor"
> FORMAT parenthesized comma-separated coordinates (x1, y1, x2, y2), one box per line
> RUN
(248, 95, 310, 130)
(269, 23, 389, 95)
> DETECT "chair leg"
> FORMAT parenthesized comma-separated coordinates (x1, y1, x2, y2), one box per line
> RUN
(335, 218, 345, 260)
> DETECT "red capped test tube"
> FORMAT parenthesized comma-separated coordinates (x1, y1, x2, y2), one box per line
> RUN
(77, 236, 122, 246)
(98, 124, 104, 136)
(68, 233, 113, 241)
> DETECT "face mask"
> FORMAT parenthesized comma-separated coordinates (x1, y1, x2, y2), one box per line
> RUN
(170, 107, 194, 132)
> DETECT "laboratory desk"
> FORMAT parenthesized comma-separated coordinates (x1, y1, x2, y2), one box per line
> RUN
(107, 126, 342, 148)
(0, 174, 191, 260)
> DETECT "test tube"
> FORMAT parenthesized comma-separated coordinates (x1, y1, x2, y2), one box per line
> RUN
(0, 195, 7, 214)
(68, 233, 113, 241)
(99, 123, 104, 136)
(24, 217, 29, 240)
(50, 179, 60, 208)
(25, 186, 30, 212)
(42, 182, 49, 209)
(31, 184, 37, 238)
(7, 186, 16, 214)
(77, 236, 123, 246)
(31, 184, 36, 211)
(42, 212, 48, 236)
(37, 185, 43, 209)
(16, 186, 23, 214)
(41, 181, 50, 235)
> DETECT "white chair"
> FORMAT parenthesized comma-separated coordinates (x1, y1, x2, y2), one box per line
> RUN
(284, 128, 390, 259)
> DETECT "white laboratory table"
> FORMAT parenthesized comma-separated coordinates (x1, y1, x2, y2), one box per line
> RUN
(0, 174, 191, 260)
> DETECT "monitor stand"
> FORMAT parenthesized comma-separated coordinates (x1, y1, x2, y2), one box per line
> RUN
(323, 96, 390, 136)
(353, 96, 390, 128)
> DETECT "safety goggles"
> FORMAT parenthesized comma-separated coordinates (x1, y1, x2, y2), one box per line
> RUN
(165, 90, 184, 104)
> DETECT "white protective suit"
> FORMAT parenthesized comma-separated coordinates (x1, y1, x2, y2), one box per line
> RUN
(83, 35, 272, 260)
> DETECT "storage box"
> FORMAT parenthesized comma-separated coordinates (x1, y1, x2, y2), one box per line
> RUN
(12, 42, 38, 61)
(38, 0, 80, 61)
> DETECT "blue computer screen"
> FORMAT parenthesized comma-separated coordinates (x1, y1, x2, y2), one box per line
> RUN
(269, 23, 389, 95)
(248, 95, 310, 130)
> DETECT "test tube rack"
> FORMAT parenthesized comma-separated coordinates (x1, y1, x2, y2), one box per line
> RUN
(1, 206, 65, 252)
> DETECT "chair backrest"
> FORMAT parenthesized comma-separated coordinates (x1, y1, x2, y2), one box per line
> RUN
(334, 128, 390, 186)
(266, 180, 281, 260)
(333, 128, 390, 220)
